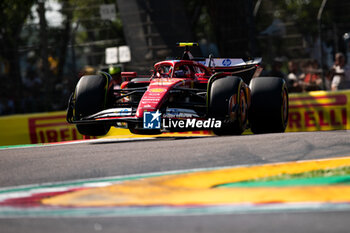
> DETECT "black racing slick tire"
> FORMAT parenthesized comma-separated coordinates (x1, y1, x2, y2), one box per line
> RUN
(249, 77, 289, 134)
(74, 74, 111, 136)
(208, 76, 248, 135)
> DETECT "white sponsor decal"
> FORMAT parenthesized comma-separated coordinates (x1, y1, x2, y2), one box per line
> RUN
(94, 108, 132, 117)
(203, 58, 246, 67)
(163, 108, 199, 118)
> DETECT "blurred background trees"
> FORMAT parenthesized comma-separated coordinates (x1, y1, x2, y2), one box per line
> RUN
(0, 0, 36, 111)
(0, 0, 349, 115)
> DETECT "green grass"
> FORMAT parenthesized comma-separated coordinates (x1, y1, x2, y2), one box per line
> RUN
(258, 166, 350, 181)
(216, 166, 350, 188)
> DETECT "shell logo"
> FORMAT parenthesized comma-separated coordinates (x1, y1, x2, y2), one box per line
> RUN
(149, 88, 167, 93)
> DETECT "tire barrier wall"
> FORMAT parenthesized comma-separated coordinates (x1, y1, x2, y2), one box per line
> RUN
(0, 90, 349, 146)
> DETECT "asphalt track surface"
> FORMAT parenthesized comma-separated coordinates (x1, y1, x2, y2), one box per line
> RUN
(1, 130, 350, 233)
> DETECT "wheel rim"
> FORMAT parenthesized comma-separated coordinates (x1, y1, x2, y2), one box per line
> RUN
(228, 94, 237, 120)
(239, 88, 247, 124)
(281, 87, 288, 128)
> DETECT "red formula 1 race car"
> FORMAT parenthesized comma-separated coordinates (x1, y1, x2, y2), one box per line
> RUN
(67, 43, 289, 136)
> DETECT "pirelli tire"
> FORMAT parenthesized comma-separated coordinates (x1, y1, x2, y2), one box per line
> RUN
(208, 76, 248, 135)
(74, 74, 111, 136)
(249, 77, 289, 134)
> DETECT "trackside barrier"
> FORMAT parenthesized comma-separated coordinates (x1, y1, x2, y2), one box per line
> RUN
(0, 90, 349, 146)
(0, 111, 84, 146)
(286, 90, 350, 132)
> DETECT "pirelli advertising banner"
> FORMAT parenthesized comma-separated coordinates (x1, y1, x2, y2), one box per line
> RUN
(0, 90, 349, 146)
(287, 90, 350, 132)
(0, 111, 84, 146)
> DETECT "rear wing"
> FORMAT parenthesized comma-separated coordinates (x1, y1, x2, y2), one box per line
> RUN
(197, 57, 262, 70)
(197, 57, 263, 84)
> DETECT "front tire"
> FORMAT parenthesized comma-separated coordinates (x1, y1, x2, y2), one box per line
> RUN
(74, 74, 111, 136)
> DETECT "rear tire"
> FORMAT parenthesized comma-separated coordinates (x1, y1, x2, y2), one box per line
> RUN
(74, 74, 111, 136)
(208, 76, 248, 135)
(249, 77, 289, 134)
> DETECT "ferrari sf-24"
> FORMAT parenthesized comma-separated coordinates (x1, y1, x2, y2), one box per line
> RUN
(67, 43, 289, 136)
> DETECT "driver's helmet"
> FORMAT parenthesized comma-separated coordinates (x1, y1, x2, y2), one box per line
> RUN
(174, 69, 185, 77)
(174, 65, 188, 78)
(155, 65, 172, 78)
